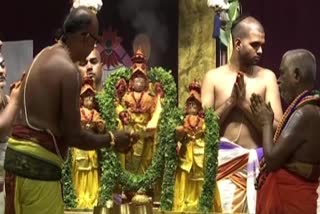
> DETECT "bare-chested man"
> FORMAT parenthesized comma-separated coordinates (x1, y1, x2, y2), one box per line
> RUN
(78, 47, 103, 91)
(0, 41, 24, 213)
(252, 49, 320, 214)
(0, 40, 10, 140)
(3, 7, 136, 214)
(0, 42, 9, 188)
(0, 40, 7, 91)
(201, 16, 283, 213)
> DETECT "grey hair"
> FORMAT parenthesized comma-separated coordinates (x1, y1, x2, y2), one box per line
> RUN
(283, 49, 317, 85)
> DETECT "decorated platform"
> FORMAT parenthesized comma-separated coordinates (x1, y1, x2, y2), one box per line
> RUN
(64, 209, 246, 214)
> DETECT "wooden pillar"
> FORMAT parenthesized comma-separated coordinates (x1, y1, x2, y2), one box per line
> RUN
(178, 0, 216, 106)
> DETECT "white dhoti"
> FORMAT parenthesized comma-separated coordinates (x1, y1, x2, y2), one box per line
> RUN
(217, 138, 263, 214)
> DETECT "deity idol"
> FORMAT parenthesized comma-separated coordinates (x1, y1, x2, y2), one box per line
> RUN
(173, 81, 221, 212)
(72, 77, 106, 209)
(115, 49, 163, 174)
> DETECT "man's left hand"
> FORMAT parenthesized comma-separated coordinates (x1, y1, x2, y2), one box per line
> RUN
(250, 93, 274, 126)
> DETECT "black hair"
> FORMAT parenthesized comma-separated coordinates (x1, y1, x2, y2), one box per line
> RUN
(231, 14, 263, 41)
(62, 6, 93, 36)
(54, 28, 64, 42)
(231, 14, 251, 33)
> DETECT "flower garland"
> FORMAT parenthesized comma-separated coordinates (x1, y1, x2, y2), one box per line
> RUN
(208, 0, 240, 60)
(96, 66, 179, 210)
(198, 108, 220, 212)
(208, 0, 240, 44)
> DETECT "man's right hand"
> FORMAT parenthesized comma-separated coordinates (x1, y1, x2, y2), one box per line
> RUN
(112, 130, 138, 153)
(228, 81, 238, 107)
(9, 81, 22, 106)
(235, 73, 246, 104)
(228, 73, 246, 108)
(9, 72, 26, 106)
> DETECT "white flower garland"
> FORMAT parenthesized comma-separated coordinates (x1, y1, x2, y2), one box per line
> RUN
(72, 0, 103, 13)
(207, 0, 230, 12)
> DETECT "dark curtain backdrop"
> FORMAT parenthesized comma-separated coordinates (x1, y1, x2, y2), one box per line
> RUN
(0, 0, 178, 84)
(0, 0, 70, 53)
(241, 0, 320, 87)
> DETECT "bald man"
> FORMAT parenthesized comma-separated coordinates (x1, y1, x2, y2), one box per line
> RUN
(3, 7, 136, 214)
(201, 16, 283, 213)
(252, 49, 320, 214)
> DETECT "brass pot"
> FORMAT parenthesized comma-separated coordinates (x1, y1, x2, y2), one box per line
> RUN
(113, 203, 131, 214)
(130, 203, 153, 214)
(93, 205, 113, 214)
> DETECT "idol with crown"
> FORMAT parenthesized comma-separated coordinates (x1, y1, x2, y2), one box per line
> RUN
(71, 77, 106, 209)
(173, 81, 222, 212)
(96, 35, 178, 206)
(115, 48, 163, 175)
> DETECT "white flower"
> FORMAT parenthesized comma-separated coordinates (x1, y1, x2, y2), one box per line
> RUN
(105, 200, 113, 208)
(73, 0, 103, 13)
(207, 0, 230, 11)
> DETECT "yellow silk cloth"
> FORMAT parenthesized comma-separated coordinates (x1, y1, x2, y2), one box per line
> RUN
(119, 112, 156, 174)
(116, 92, 162, 174)
(72, 148, 99, 209)
(7, 137, 64, 214)
(173, 136, 222, 212)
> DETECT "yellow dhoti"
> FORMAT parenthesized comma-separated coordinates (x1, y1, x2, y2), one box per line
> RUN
(12, 175, 64, 214)
(5, 137, 64, 214)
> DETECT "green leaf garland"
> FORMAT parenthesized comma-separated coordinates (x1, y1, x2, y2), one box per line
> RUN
(96, 66, 180, 211)
(198, 108, 220, 212)
(61, 66, 220, 212)
(62, 150, 78, 208)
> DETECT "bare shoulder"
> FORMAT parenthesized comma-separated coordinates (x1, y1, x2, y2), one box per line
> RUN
(44, 46, 76, 74)
(255, 66, 277, 80)
(289, 105, 320, 128)
(298, 104, 320, 119)
(204, 65, 229, 79)
(210, 65, 228, 74)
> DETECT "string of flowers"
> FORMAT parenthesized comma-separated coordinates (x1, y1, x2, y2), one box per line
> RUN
(208, 0, 240, 60)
